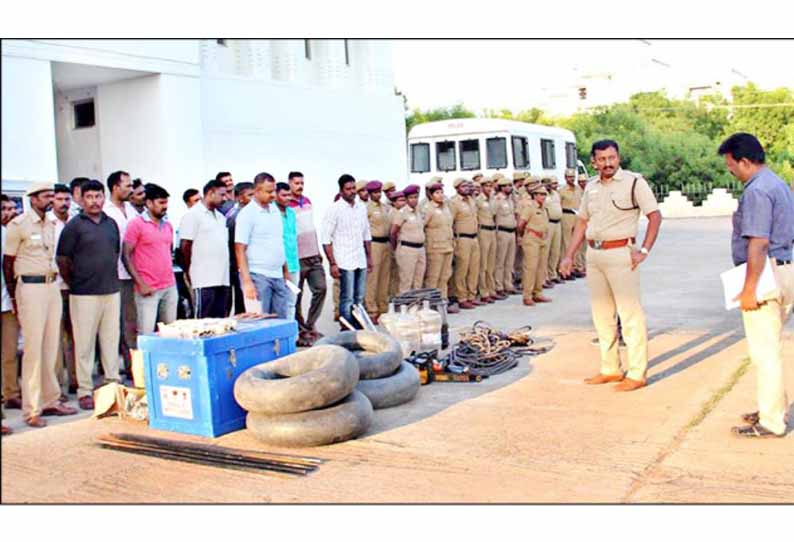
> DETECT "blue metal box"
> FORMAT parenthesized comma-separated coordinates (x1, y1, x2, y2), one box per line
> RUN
(137, 319, 298, 437)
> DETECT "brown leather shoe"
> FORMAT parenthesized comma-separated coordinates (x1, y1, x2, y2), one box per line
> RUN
(584, 373, 625, 385)
(4, 397, 22, 409)
(459, 301, 476, 310)
(553, 278, 564, 284)
(523, 298, 536, 306)
(78, 395, 95, 411)
(25, 416, 47, 428)
(533, 295, 552, 303)
(493, 292, 507, 300)
(543, 281, 554, 289)
(42, 404, 79, 416)
(507, 289, 521, 296)
(614, 378, 646, 392)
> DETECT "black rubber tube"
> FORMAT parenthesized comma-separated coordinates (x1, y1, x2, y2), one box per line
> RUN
(246, 391, 374, 447)
(234, 345, 359, 415)
(316, 331, 403, 380)
(355, 361, 420, 409)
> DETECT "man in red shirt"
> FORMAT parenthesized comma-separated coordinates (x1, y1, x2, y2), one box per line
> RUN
(122, 184, 177, 336)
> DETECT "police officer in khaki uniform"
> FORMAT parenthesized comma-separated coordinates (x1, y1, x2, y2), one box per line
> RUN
(560, 168, 584, 279)
(560, 139, 662, 392)
(544, 175, 564, 287)
(390, 185, 426, 292)
(420, 176, 444, 213)
(476, 176, 497, 303)
(449, 177, 481, 309)
(423, 182, 456, 309)
(575, 172, 590, 275)
(512, 172, 532, 290)
(493, 177, 517, 298)
(2, 182, 78, 427)
(356, 180, 369, 203)
(382, 181, 396, 209)
(387, 190, 406, 298)
(518, 182, 552, 306)
(364, 181, 392, 321)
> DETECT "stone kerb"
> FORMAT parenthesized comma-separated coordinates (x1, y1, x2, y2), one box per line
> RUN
(700, 188, 739, 217)
(658, 191, 697, 218)
(659, 188, 738, 218)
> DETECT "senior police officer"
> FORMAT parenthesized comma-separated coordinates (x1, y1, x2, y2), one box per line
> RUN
(544, 175, 564, 287)
(423, 182, 456, 310)
(390, 185, 426, 292)
(517, 181, 551, 306)
(449, 177, 481, 309)
(3, 182, 78, 427)
(364, 181, 392, 321)
(476, 175, 497, 303)
(560, 139, 662, 392)
(493, 176, 517, 299)
(560, 168, 584, 279)
(717, 133, 794, 439)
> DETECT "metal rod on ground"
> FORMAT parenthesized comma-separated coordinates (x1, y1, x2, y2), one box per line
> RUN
(339, 316, 356, 331)
(357, 304, 377, 331)
(351, 306, 369, 330)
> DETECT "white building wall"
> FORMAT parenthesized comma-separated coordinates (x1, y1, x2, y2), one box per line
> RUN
(54, 86, 102, 181)
(1, 56, 58, 183)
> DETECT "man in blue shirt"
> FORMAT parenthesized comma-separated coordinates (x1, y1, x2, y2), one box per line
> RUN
(234, 173, 289, 319)
(719, 132, 794, 439)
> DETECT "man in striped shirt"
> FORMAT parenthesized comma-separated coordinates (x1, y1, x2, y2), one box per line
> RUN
(321, 174, 372, 330)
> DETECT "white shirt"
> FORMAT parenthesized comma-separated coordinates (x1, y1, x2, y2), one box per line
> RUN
(321, 198, 372, 271)
(1, 226, 12, 312)
(103, 200, 138, 280)
(179, 202, 230, 288)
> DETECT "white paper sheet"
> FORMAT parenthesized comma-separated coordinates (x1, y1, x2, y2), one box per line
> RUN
(285, 279, 301, 296)
(243, 296, 263, 314)
(720, 258, 779, 310)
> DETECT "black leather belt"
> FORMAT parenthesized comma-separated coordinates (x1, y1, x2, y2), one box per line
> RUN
(479, 225, 496, 231)
(549, 219, 561, 224)
(457, 233, 477, 239)
(371, 236, 389, 243)
(562, 209, 577, 215)
(400, 241, 424, 249)
(497, 226, 516, 233)
(20, 274, 58, 284)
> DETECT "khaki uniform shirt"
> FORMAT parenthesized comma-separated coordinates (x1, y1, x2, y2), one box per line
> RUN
(393, 206, 425, 244)
(3, 210, 59, 277)
(424, 201, 454, 254)
(367, 200, 391, 238)
(578, 168, 659, 242)
(449, 195, 478, 235)
(519, 200, 550, 239)
(494, 194, 517, 229)
(476, 194, 496, 227)
(559, 184, 583, 211)
(545, 191, 563, 221)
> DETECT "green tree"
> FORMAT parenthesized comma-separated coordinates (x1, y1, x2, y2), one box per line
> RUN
(405, 103, 476, 134)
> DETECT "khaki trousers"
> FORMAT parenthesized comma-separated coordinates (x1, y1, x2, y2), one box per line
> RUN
(396, 245, 427, 292)
(332, 277, 340, 320)
(70, 293, 122, 398)
(425, 252, 454, 299)
(16, 281, 62, 418)
(453, 237, 480, 302)
(561, 214, 577, 262)
(741, 262, 794, 436)
(1, 310, 20, 401)
(586, 246, 648, 381)
(495, 231, 516, 292)
(55, 290, 76, 391)
(575, 236, 587, 273)
(521, 236, 547, 300)
(388, 252, 399, 298)
(547, 222, 562, 281)
(478, 230, 497, 298)
(365, 241, 392, 316)
(514, 243, 524, 286)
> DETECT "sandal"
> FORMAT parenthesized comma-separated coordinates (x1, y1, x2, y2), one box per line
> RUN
(741, 411, 760, 425)
(25, 416, 47, 428)
(731, 423, 783, 439)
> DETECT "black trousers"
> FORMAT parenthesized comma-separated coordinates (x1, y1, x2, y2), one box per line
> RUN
(194, 286, 231, 318)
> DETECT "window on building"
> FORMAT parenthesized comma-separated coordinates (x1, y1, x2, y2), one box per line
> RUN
(565, 142, 577, 168)
(411, 143, 430, 173)
(344, 39, 350, 66)
(216, 39, 227, 46)
(512, 136, 529, 169)
(541, 139, 556, 169)
(436, 141, 456, 172)
(486, 137, 507, 169)
(459, 139, 480, 171)
(73, 100, 95, 129)
(304, 39, 312, 60)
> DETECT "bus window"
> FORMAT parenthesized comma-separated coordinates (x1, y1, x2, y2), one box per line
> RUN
(459, 139, 480, 171)
(565, 142, 577, 168)
(512, 136, 529, 169)
(541, 139, 556, 169)
(410, 143, 430, 173)
(486, 137, 507, 169)
(436, 141, 456, 172)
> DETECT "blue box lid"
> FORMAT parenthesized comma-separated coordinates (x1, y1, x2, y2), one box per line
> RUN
(137, 319, 298, 355)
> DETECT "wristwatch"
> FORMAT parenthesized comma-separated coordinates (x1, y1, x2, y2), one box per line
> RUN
(639, 247, 650, 256)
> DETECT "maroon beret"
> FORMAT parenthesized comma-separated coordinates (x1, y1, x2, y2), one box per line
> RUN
(390, 190, 405, 200)
(366, 180, 383, 192)
(403, 184, 420, 196)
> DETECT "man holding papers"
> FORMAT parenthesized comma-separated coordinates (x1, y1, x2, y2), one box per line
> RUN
(719, 133, 794, 439)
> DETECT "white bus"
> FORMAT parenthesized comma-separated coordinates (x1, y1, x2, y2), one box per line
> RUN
(407, 118, 588, 185)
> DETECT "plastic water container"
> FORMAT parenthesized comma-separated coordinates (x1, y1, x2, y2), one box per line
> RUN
(378, 302, 398, 336)
(394, 305, 421, 357)
(417, 300, 442, 352)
